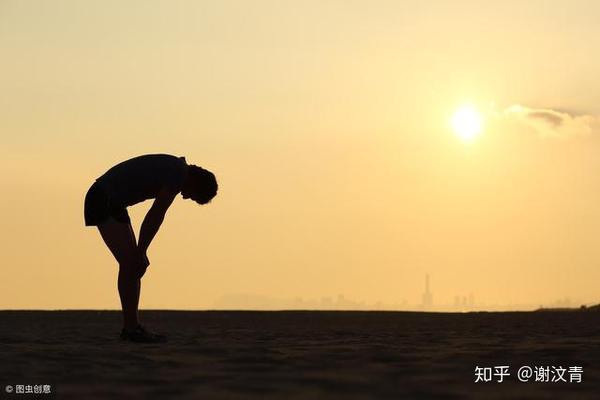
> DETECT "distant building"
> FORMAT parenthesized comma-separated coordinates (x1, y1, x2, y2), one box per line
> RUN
(422, 273, 433, 309)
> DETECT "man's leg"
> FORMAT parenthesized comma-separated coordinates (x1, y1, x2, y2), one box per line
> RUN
(97, 217, 141, 331)
(127, 222, 142, 322)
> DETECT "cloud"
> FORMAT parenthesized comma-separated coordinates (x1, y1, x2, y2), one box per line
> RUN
(527, 111, 562, 127)
(499, 104, 600, 139)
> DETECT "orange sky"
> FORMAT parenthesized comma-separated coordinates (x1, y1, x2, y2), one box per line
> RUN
(2, 1, 600, 310)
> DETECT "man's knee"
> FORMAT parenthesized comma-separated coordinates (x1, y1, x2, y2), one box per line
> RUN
(119, 260, 140, 277)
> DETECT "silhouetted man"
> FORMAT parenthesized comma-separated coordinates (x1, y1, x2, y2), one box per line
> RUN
(84, 154, 218, 343)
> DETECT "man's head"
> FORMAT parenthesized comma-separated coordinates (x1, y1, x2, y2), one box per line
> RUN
(181, 165, 218, 204)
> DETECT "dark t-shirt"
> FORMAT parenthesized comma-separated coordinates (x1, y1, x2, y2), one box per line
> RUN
(96, 154, 188, 207)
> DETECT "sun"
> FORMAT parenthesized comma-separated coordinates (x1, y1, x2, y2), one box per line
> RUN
(451, 105, 483, 142)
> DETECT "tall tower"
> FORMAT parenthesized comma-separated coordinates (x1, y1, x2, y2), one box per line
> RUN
(422, 273, 432, 309)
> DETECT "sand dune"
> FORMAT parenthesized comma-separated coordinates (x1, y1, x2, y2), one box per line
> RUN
(1, 310, 599, 399)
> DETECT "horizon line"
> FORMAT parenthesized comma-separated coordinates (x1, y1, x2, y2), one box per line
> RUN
(0, 307, 593, 313)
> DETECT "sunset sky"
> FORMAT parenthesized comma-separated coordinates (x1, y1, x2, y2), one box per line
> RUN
(2, 0, 600, 310)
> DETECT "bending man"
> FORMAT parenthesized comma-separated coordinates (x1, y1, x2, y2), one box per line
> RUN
(84, 154, 218, 343)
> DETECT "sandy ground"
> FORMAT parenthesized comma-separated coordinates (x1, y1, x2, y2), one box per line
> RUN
(1, 310, 600, 399)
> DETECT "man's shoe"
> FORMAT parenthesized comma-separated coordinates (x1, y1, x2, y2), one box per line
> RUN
(120, 324, 167, 343)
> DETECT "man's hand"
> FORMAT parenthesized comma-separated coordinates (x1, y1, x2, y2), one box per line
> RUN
(137, 248, 150, 279)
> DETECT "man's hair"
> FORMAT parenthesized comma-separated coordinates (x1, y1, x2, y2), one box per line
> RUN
(188, 165, 218, 204)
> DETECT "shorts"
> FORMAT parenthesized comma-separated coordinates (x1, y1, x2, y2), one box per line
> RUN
(84, 180, 131, 226)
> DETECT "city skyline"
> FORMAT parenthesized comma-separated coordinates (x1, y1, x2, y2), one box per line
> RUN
(211, 272, 593, 312)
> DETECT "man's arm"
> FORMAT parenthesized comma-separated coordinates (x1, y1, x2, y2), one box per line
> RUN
(137, 187, 178, 254)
